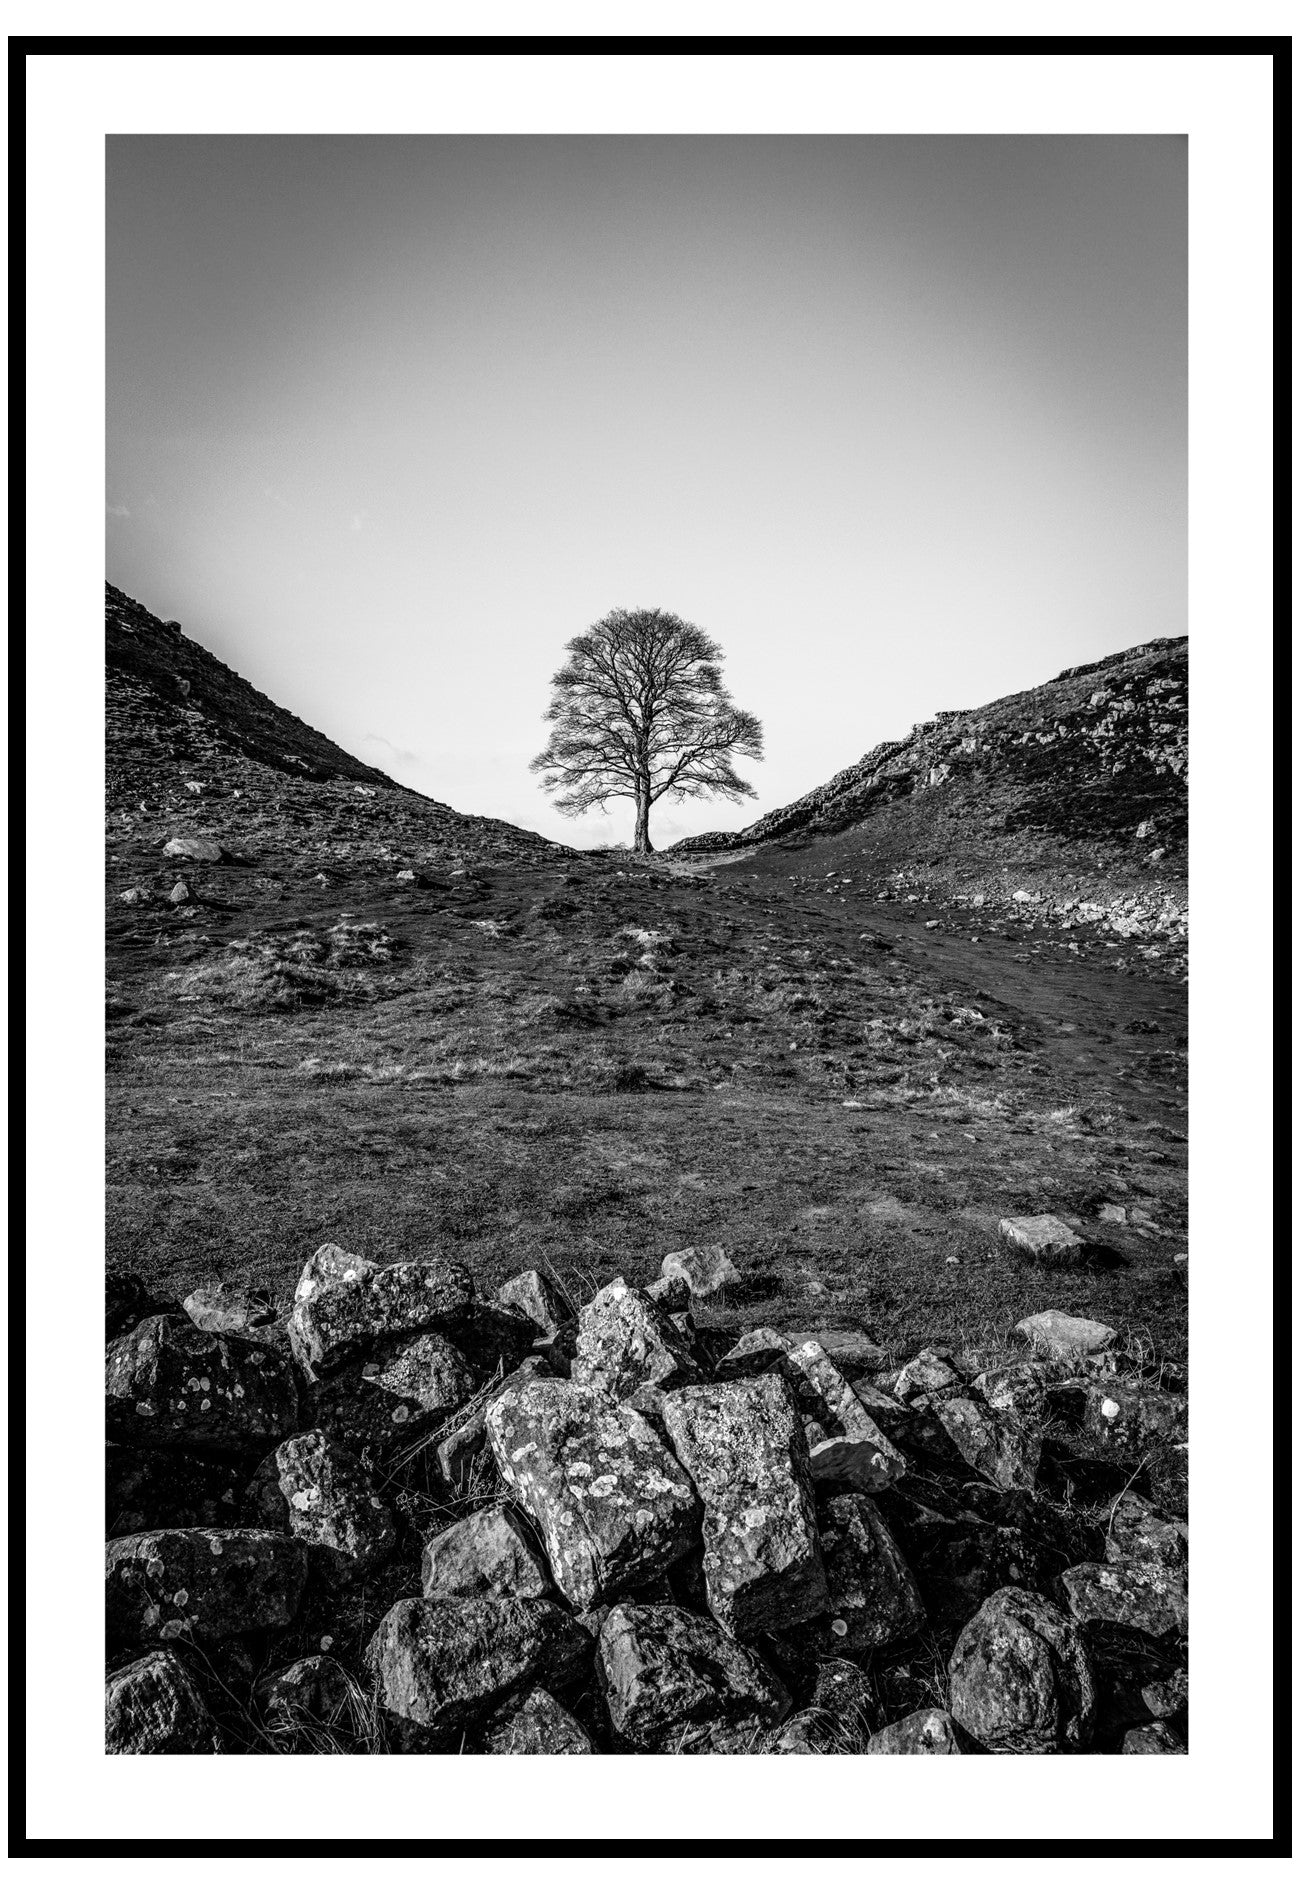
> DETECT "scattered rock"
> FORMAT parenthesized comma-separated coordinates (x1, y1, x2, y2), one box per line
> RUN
(596, 1602, 789, 1752)
(867, 1707, 964, 1754)
(1000, 1215, 1087, 1264)
(168, 880, 192, 904)
(645, 1274, 692, 1313)
(947, 1585, 1096, 1753)
(485, 1687, 595, 1754)
(106, 1315, 298, 1455)
(1015, 1309, 1118, 1359)
(659, 1245, 740, 1299)
(486, 1376, 701, 1610)
(421, 1501, 552, 1601)
(106, 1527, 309, 1648)
(287, 1245, 476, 1379)
(661, 1376, 828, 1636)
(894, 1347, 963, 1401)
(786, 1329, 887, 1375)
(366, 1595, 591, 1736)
(163, 834, 224, 862)
(245, 1430, 395, 1585)
(105, 1649, 219, 1753)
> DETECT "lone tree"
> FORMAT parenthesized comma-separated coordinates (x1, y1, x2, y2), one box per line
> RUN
(532, 607, 764, 854)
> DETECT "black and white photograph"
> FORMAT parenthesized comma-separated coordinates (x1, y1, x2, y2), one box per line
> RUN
(19, 36, 1283, 1859)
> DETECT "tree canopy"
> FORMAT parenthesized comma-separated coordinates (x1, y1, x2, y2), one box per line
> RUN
(531, 607, 764, 853)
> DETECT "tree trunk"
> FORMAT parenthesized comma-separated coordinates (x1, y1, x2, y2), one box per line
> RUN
(633, 786, 654, 854)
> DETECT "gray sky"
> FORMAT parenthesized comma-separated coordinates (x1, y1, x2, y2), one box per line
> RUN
(106, 134, 1186, 848)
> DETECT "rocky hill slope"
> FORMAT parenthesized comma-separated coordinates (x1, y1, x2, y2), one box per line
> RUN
(106, 582, 564, 880)
(671, 638, 1187, 939)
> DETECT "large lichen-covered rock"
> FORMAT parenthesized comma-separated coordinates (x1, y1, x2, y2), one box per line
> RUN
(1060, 1558, 1188, 1643)
(1082, 1381, 1188, 1459)
(660, 1376, 828, 1637)
(365, 1595, 592, 1736)
(107, 1444, 239, 1536)
(796, 1494, 925, 1659)
(106, 1527, 308, 1648)
(596, 1602, 790, 1753)
(947, 1586, 1097, 1753)
(867, 1707, 964, 1754)
(421, 1500, 552, 1601)
(106, 1315, 298, 1455)
(287, 1244, 475, 1379)
(569, 1279, 700, 1405)
(308, 1330, 478, 1451)
(484, 1687, 595, 1754)
(244, 1429, 395, 1586)
(659, 1245, 740, 1299)
(1105, 1492, 1188, 1574)
(932, 1397, 1041, 1492)
(485, 1377, 700, 1609)
(784, 1340, 907, 1491)
(105, 1649, 219, 1753)
(493, 1269, 575, 1337)
(1015, 1310, 1118, 1359)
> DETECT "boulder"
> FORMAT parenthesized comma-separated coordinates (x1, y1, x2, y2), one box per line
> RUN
(168, 880, 192, 904)
(1016, 1310, 1118, 1358)
(163, 834, 223, 862)
(659, 1245, 740, 1299)
(999, 1216, 1087, 1264)
(660, 1376, 828, 1637)
(797, 1495, 925, 1659)
(784, 1340, 907, 1491)
(244, 1430, 395, 1586)
(106, 1528, 308, 1648)
(932, 1397, 1041, 1492)
(1082, 1381, 1188, 1459)
(106, 1315, 298, 1456)
(645, 1275, 692, 1314)
(1122, 1720, 1186, 1754)
(365, 1595, 591, 1736)
(893, 1347, 963, 1402)
(105, 1649, 219, 1754)
(570, 1279, 700, 1405)
(309, 1331, 478, 1451)
(107, 1445, 240, 1536)
(485, 1687, 595, 1754)
(287, 1244, 475, 1379)
(1105, 1492, 1188, 1574)
(867, 1707, 964, 1754)
(182, 1282, 277, 1337)
(493, 1270, 575, 1337)
(485, 1377, 700, 1610)
(715, 1327, 792, 1382)
(421, 1501, 552, 1601)
(1060, 1559, 1188, 1643)
(947, 1586, 1096, 1753)
(596, 1602, 790, 1753)
(970, 1360, 1057, 1424)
